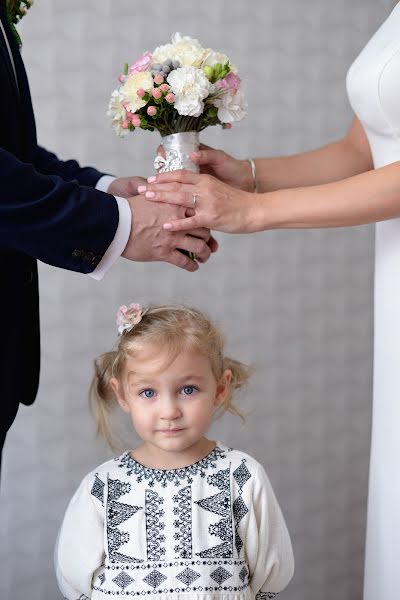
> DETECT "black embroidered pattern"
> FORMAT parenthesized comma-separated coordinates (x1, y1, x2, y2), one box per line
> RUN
(98, 572, 106, 587)
(209, 517, 232, 541)
(91, 473, 105, 505)
(108, 478, 131, 500)
(107, 475, 143, 563)
(233, 496, 249, 522)
(176, 567, 201, 586)
(113, 571, 135, 590)
(196, 465, 233, 559)
(146, 490, 166, 560)
(210, 566, 232, 584)
(233, 460, 251, 492)
(196, 541, 232, 558)
(233, 460, 251, 556)
(196, 490, 230, 517)
(255, 593, 278, 600)
(117, 446, 227, 488)
(143, 569, 167, 588)
(108, 500, 141, 528)
(173, 486, 192, 558)
(92, 557, 249, 596)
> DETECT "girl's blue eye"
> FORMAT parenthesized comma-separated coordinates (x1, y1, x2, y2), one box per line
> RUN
(142, 389, 155, 398)
(182, 386, 195, 395)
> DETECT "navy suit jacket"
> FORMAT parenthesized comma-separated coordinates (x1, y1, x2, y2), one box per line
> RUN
(0, 6, 120, 442)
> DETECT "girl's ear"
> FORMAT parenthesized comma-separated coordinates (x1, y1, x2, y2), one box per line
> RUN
(215, 369, 233, 407)
(110, 377, 130, 413)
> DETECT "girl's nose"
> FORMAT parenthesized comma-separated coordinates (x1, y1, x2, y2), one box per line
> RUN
(160, 398, 182, 420)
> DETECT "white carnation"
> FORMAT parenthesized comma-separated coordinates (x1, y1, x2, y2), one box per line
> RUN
(153, 32, 206, 67)
(120, 71, 154, 113)
(107, 89, 129, 137)
(213, 88, 247, 123)
(202, 49, 238, 74)
(167, 66, 212, 117)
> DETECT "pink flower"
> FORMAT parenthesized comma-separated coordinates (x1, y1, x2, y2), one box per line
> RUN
(152, 88, 162, 99)
(116, 303, 144, 335)
(131, 114, 141, 127)
(121, 120, 129, 129)
(160, 83, 169, 93)
(154, 74, 164, 85)
(129, 51, 153, 74)
(215, 72, 241, 92)
(137, 88, 146, 98)
(165, 93, 175, 103)
(147, 106, 157, 116)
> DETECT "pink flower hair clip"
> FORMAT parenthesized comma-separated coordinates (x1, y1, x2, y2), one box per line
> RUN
(116, 303, 145, 336)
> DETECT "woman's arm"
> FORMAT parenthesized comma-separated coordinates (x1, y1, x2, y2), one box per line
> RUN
(190, 117, 373, 192)
(253, 117, 373, 192)
(250, 160, 400, 231)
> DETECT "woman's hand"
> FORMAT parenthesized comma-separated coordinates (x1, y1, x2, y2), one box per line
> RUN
(138, 170, 256, 233)
(157, 143, 254, 191)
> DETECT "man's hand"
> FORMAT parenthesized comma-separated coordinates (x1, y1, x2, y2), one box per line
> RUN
(122, 195, 217, 272)
(108, 176, 147, 198)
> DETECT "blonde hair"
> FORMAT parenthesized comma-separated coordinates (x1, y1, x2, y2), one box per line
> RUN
(90, 304, 251, 449)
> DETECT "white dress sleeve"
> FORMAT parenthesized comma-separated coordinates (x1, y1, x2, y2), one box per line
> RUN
(246, 463, 294, 598)
(54, 473, 105, 599)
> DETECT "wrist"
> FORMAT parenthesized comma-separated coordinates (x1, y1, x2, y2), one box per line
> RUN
(243, 192, 278, 233)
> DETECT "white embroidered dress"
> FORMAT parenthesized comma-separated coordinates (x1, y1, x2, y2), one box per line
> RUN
(55, 443, 294, 600)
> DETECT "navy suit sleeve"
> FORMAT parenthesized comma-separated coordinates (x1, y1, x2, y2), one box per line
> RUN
(0, 146, 120, 273)
(32, 145, 110, 187)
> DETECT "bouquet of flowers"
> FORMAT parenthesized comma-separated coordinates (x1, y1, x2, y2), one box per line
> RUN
(107, 32, 246, 173)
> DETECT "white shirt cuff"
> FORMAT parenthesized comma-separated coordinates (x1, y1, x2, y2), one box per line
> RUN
(89, 196, 131, 281)
(95, 174, 116, 193)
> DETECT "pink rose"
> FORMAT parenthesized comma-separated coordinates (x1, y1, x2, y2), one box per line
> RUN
(129, 51, 153, 74)
(215, 72, 241, 92)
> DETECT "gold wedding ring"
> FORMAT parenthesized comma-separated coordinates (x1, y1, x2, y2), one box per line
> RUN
(192, 193, 197, 208)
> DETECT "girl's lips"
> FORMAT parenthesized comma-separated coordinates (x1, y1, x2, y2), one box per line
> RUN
(159, 428, 184, 434)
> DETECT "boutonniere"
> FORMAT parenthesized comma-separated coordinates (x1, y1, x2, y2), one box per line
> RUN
(6, 0, 33, 47)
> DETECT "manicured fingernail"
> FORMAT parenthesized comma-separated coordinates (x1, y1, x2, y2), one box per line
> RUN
(163, 223, 172, 230)
(138, 185, 146, 193)
(145, 191, 155, 198)
(147, 176, 157, 183)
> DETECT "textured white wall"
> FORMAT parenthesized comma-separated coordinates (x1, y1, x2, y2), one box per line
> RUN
(0, 1, 392, 599)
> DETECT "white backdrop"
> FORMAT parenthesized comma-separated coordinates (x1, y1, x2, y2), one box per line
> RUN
(0, 1, 393, 599)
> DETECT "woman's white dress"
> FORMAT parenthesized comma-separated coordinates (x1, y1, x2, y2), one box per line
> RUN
(346, 4, 400, 599)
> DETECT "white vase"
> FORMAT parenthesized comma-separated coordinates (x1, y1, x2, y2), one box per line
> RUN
(154, 131, 200, 173)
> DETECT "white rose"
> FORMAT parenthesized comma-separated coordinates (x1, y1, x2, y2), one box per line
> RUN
(167, 66, 212, 117)
(107, 89, 129, 137)
(153, 32, 206, 67)
(120, 71, 154, 112)
(202, 49, 238, 73)
(213, 88, 247, 123)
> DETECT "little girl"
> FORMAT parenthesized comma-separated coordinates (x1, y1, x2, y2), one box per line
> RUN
(55, 303, 294, 600)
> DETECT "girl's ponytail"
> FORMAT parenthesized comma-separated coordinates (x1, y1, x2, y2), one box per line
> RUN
(89, 351, 118, 449)
(216, 356, 252, 424)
